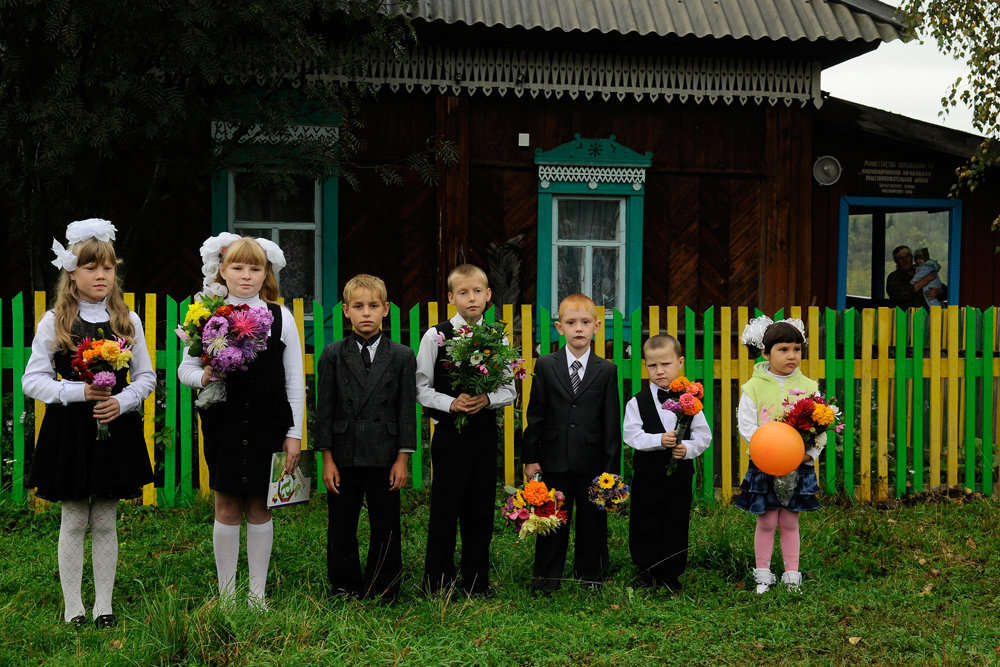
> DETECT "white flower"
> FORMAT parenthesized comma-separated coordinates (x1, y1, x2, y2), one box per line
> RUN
(470, 352, 484, 364)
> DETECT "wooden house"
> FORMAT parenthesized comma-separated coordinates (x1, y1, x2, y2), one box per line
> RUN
(12, 0, 999, 316)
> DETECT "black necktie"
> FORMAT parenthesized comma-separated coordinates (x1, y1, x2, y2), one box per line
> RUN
(356, 333, 379, 371)
(657, 388, 669, 404)
(570, 360, 582, 394)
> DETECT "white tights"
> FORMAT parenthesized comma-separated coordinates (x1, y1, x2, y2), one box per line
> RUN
(59, 498, 119, 622)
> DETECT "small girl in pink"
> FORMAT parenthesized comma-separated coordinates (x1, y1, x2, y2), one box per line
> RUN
(735, 317, 826, 593)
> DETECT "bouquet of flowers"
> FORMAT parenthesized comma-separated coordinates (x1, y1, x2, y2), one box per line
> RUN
(659, 376, 705, 475)
(438, 320, 526, 431)
(176, 295, 274, 409)
(501, 478, 567, 540)
(769, 390, 844, 505)
(587, 472, 630, 512)
(776, 390, 845, 446)
(70, 328, 133, 440)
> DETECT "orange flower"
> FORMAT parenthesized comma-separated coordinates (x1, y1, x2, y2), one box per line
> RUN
(669, 376, 689, 392)
(682, 397, 703, 416)
(523, 480, 550, 506)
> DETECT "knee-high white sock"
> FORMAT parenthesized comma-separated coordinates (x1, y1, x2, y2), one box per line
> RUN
(58, 500, 90, 622)
(89, 499, 119, 618)
(213, 521, 241, 598)
(246, 520, 273, 606)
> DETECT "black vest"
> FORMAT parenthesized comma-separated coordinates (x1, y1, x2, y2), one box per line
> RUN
(426, 320, 496, 431)
(633, 387, 673, 468)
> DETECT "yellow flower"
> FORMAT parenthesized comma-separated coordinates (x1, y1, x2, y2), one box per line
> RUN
(111, 348, 133, 371)
(184, 302, 211, 326)
(513, 492, 525, 509)
(597, 473, 615, 490)
(99, 340, 122, 363)
(812, 404, 834, 427)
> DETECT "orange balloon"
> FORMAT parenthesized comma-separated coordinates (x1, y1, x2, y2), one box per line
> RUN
(749, 422, 805, 476)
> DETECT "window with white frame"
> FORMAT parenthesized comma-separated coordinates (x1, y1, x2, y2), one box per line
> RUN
(553, 197, 626, 316)
(230, 172, 321, 314)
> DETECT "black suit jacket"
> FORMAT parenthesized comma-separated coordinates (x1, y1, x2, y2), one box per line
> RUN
(522, 348, 621, 476)
(315, 336, 417, 468)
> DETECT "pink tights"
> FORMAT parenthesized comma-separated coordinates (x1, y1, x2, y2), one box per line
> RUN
(754, 509, 800, 570)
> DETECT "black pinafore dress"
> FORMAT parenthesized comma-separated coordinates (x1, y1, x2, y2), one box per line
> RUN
(198, 303, 293, 496)
(28, 319, 153, 501)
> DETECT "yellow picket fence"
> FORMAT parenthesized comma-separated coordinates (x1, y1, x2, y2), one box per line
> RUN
(2, 292, 998, 506)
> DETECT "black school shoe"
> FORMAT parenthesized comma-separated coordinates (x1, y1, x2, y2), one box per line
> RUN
(94, 614, 117, 629)
(67, 615, 87, 628)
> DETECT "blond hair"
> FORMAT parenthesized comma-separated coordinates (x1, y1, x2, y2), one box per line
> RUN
(446, 264, 489, 292)
(207, 237, 280, 303)
(643, 333, 683, 358)
(51, 239, 134, 351)
(343, 274, 388, 304)
(557, 293, 598, 321)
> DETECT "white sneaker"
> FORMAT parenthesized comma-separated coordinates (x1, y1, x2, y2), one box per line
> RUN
(781, 571, 802, 592)
(753, 568, 776, 594)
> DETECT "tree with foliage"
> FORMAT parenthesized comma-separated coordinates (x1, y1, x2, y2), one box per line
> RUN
(0, 0, 453, 290)
(901, 1, 1000, 232)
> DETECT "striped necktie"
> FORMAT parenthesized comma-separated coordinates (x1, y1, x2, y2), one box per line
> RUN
(570, 360, 582, 394)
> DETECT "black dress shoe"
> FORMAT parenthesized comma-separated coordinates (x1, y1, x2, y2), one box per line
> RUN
(68, 615, 87, 628)
(94, 614, 117, 629)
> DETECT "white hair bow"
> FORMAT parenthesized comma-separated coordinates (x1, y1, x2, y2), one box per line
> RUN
(198, 232, 242, 297)
(740, 315, 808, 349)
(50, 239, 78, 272)
(254, 237, 286, 273)
(51, 218, 118, 272)
(65, 218, 117, 244)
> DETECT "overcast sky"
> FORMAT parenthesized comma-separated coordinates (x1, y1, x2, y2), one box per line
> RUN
(822, 13, 977, 136)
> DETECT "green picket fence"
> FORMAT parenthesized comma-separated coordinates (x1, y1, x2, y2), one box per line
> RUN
(1, 293, 997, 506)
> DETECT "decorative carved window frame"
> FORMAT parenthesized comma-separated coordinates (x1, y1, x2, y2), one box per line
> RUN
(535, 135, 653, 328)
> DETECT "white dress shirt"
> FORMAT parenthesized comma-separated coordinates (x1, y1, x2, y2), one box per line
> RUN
(565, 346, 591, 381)
(21, 298, 156, 413)
(623, 383, 712, 458)
(177, 294, 305, 441)
(415, 313, 517, 415)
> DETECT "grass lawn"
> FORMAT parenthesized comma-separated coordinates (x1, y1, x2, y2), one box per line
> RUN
(1, 489, 998, 665)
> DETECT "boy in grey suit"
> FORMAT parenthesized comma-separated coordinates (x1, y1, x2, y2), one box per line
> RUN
(522, 293, 621, 593)
(316, 274, 416, 600)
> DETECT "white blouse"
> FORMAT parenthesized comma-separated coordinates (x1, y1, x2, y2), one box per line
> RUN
(177, 294, 305, 441)
(21, 298, 156, 414)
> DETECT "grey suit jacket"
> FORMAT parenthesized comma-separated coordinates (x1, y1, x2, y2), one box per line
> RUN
(522, 347, 621, 476)
(315, 336, 417, 468)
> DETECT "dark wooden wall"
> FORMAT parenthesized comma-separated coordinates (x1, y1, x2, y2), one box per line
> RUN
(347, 91, 815, 314)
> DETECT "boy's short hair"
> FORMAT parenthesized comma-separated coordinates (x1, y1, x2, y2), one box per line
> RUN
(892, 245, 912, 261)
(447, 264, 489, 292)
(557, 293, 598, 321)
(643, 333, 683, 358)
(914, 247, 930, 262)
(343, 273, 388, 304)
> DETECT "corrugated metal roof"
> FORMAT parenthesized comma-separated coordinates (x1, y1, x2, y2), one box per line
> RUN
(405, 0, 906, 43)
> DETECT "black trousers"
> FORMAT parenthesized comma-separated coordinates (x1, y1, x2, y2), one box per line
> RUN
(628, 458, 694, 587)
(327, 466, 402, 600)
(423, 417, 498, 594)
(532, 470, 609, 592)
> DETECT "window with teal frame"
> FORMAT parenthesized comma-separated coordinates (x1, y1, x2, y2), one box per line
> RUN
(210, 122, 339, 319)
(535, 134, 651, 328)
